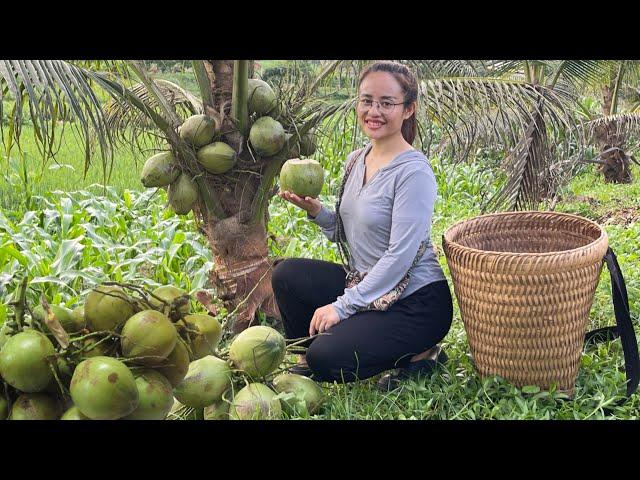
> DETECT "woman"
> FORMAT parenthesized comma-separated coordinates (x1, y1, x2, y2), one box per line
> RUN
(273, 61, 453, 390)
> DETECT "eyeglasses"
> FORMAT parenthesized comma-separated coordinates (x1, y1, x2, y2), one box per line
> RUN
(357, 98, 405, 113)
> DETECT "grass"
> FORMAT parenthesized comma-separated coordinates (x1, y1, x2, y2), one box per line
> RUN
(1, 121, 639, 418)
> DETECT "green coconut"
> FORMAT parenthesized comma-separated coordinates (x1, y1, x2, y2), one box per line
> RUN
(9, 393, 60, 420)
(156, 338, 190, 387)
(32, 304, 81, 334)
(141, 151, 180, 188)
(300, 132, 317, 156)
(60, 406, 90, 420)
(0, 330, 55, 393)
(183, 314, 222, 360)
(248, 78, 277, 116)
(279, 158, 325, 199)
(272, 373, 326, 415)
(123, 369, 174, 420)
(229, 383, 282, 420)
(168, 173, 199, 215)
(80, 337, 113, 358)
(204, 395, 230, 420)
(149, 285, 190, 319)
(228, 325, 286, 379)
(173, 355, 232, 409)
(179, 114, 217, 148)
(197, 142, 237, 174)
(84, 285, 135, 332)
(284, 133, 300, 159)
(0, 396, 8, 420)
(249, 116, 286, 156)
(70, 356, 139, 420)
(71, 305, 86, 331)
(121, 310, 177, 365)
(0, 324, 11, 351)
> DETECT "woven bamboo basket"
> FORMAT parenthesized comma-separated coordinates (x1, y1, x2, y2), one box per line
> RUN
(442, 211, 609, 395)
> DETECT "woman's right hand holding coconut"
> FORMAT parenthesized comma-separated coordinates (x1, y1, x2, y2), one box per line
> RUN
(278, 190, 322, 218)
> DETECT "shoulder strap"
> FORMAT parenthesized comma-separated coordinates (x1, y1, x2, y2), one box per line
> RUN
(344, 147, 364, 181)
(584, 247, 639, 412)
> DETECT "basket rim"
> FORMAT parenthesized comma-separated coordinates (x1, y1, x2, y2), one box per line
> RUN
(442, 210, 608, 258)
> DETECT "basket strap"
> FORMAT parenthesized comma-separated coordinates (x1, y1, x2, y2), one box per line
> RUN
(584, 247, 639, 408)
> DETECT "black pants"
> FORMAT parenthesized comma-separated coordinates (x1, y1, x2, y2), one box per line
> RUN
(271, 258, 453, 383)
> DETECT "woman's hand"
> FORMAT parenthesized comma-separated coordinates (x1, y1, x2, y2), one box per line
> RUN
(278, 190, 322, 218)
(309, 304, 341, 336)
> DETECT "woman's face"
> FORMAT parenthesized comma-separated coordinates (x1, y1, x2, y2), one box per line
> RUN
(357, 71, 415, 142)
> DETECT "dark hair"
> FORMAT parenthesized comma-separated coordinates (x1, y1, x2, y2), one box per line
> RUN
(358, 61, 419, 145)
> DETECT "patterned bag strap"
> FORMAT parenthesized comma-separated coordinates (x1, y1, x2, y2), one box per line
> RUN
(336, 147, 365, 270)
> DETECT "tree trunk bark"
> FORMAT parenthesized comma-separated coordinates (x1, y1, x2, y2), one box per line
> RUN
(203, 215, 280, 334)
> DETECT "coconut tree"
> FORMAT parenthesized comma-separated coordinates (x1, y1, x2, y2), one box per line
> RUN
(576, 61, 640, 183)
(0, 59, 351, 333)
(410, 60, 618, 211)
(0, 59, 588, 333)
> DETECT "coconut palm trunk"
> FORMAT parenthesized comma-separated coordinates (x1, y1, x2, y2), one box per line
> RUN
(188, 60, 279, 333)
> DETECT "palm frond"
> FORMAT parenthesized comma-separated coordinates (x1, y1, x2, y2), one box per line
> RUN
(0, 60, 115, 172)
(586, 112, 640, 140)
(550, 60, 615, 89)
(102, 78, 202, 148)
(421, 77, 581, 162)
(409, 60, 479, 79)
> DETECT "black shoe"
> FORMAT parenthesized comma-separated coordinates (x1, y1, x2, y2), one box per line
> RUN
(377, 347, 448, 392)
(288, 363, 313, 377)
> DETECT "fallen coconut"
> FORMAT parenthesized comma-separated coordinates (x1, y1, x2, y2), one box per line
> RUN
(229, 383, 282, 420)
(121, 310, 177, 365)
(197, 142, 237, 174)
(279, 158, 324, 199)
(229, 325, 286, 379)
(123, 369, 174, 420)
(9, 393, 61, 420)
(32, 304, 81, 334)
(60, 406, 90, 420)
(183, 314, 222, 360)
(149, 285, 190, 319)
(71, 305, 86, 331)
(204, 395, 230, 420)
(179, 114, 216, 147)
(248, 78, 277, 116)
(84, 285, 135, 332)
(173, 355, 232, 409)
(156, 338, 190, 387)
(141, 151, 180, 188)
(272, 373, 325, 415)
(249, 116, 286, 157)
(168, 173, 199, 215)
(70, 356, 139, 420)
(80, 337, 114, 359)
(0, 330, 55, 393)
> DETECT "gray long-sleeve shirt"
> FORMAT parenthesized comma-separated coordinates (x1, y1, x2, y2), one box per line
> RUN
(309, 144, 446, 320)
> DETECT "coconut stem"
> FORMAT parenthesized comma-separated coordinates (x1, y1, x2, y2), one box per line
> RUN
(194, 408, 205, 420)
(48, 357, 70, 401)
(231, 60, 249, 137)
(13, 276, 28, 329)
(193, 61, 215, 112)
